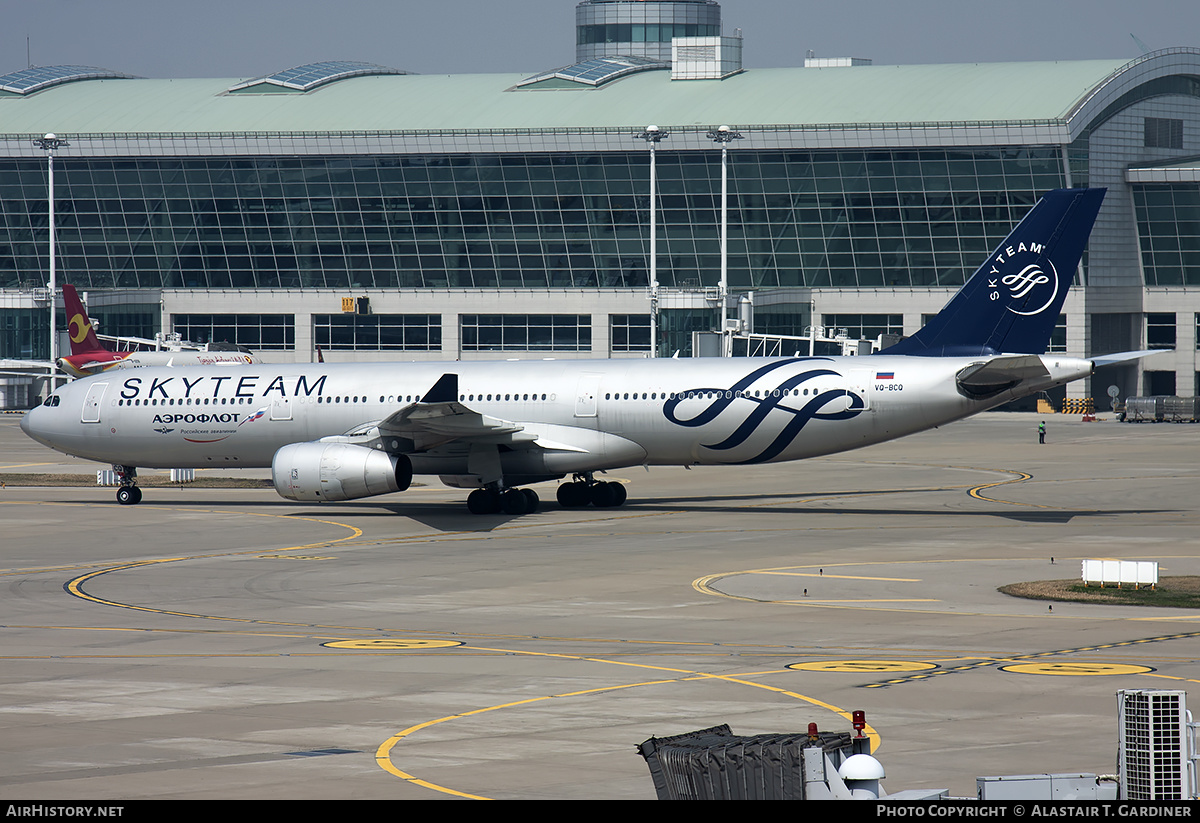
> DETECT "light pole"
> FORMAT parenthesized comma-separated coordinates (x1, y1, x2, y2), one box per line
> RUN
(33, 133, 68, 377)
(635, 125, 667, 357)
(707, 125, 742, 355)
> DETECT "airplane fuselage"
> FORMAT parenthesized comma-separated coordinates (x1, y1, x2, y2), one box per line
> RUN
(22, 354, 1093, 476)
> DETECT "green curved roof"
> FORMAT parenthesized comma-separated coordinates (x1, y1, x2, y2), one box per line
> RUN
(0, 58, 1146, 135)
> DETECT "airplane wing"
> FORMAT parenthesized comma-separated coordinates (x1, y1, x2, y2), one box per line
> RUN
(0, 360, 56, 378)
(376, 373, 539, 452)
(0, 370, 52, 378)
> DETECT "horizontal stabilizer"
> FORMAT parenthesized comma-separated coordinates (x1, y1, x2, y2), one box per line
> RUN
(1091, 349, 1171, 368)
(956, 355, 1050, 398)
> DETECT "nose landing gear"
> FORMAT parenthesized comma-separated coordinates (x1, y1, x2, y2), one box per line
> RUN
(113, 465, 142, 505)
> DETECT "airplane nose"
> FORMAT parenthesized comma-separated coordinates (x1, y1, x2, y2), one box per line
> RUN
(19, 404, 50, 446)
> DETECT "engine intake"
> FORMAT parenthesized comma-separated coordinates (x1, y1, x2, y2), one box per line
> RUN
(272, 442, 412, 502)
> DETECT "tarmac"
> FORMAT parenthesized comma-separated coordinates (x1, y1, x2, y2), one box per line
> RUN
(1, 409, 1197, 800)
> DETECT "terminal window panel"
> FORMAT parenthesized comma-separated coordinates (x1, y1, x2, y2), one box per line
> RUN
(821, 314, 903, 341)
(88, 305, 160, 343)
(0, 308, 49, 360)
(1048, 315, 1068, 353)
(461, 314, 591, 352)
(1144, 117, 1184, 150)
(1146, 313, 1176, 350)
(0, 148, 1064, 293)
(171, 313, 295, 350)
(313, 313, 441, 351)
(754, 309, 812, 338)
(610, 314, 651, 352)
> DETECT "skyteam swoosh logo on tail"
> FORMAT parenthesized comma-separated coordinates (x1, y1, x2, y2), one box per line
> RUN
(1003, 261, 1058, 316)
(662, 360, 864, 464)
(989, 240, 1059, 317)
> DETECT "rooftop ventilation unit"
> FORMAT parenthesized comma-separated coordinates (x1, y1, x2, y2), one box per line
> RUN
(1117, 689, 1198, 800)
(671, 34, 743, 80)
(803, 57, 872, 68)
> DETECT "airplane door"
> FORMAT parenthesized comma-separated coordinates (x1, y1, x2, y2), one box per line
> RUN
(270, 397, 292, 421)
(81, 382, 108, 423)
(574, 373, 600, 418)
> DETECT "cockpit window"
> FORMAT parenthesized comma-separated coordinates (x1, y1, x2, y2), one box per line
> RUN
(42, 395, 61, 407)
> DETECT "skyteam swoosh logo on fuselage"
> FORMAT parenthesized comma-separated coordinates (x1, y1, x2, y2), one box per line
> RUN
(662, 359, 865, 464)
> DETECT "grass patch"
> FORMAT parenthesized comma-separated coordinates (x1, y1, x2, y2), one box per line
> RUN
(1000, 576, 1200, 609)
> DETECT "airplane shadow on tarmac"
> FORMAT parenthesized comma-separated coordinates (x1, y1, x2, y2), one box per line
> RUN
(278, 494, 1172, 530)
(61, 489, 1173, 532)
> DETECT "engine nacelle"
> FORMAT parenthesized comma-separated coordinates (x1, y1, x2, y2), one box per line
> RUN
(272, 442, 412, 502)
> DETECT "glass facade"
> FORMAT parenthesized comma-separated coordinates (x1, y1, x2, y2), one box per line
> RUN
(659, 307, 716, 357)
(0, 147, 1067, 296)
(576, 0, 722, 62)
(577, 22, 719, 46)
(1133, 184, 1200, 286)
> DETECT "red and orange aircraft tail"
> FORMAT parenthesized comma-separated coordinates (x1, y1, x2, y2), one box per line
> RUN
(62, 284, 106, 356)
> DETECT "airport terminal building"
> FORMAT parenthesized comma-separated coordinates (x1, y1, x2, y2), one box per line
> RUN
(2, 0, 1199, 404)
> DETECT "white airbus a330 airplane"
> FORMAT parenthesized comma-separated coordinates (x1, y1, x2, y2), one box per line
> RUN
(22, 188, 1146, 515)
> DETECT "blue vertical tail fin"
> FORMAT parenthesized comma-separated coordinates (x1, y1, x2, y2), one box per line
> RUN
(881, 188, 1106, 356)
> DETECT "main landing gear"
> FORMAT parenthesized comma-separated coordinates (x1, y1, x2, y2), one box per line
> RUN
(113, 465, 142, 505)
(556, 473, 627, 509)
(463, 474, 629, 515)
(466, 485, 540, 516)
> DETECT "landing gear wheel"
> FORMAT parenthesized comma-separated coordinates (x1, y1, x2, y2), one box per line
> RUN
(116, 486, 142, 505)
(606, 481, 626, 507)
(500, 488, 530, 515)
(467, 488, 500, 515)
(520, 488, 539, 514)
(590, 481, 620, 508)
(557, 481, 590, 508)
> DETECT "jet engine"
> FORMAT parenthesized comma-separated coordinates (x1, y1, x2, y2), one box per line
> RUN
(272, 442, 412, 502)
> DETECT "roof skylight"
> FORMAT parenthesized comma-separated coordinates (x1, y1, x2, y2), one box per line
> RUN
(228, 61, 411, 94)
(516, 56, 669, 89)
(0, 65, 138, 96)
